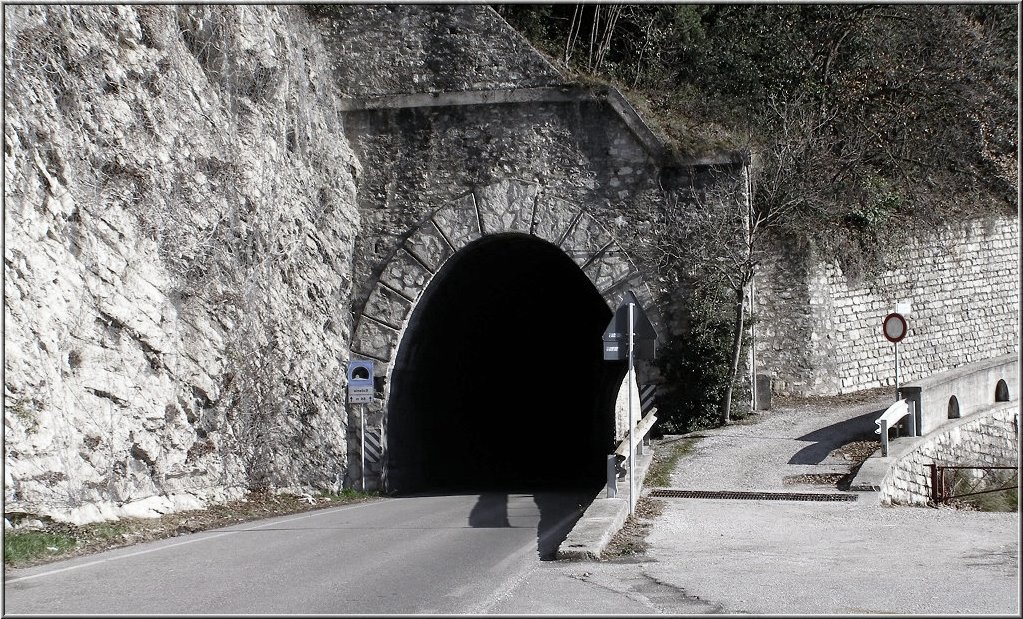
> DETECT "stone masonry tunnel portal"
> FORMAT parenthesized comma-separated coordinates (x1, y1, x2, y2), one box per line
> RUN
(384, 234, 626, 494)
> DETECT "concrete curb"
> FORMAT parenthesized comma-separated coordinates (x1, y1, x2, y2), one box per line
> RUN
(556, 450, 655, 561)
(847, 451, 890, 492)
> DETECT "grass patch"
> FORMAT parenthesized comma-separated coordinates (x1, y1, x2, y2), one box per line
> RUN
(4, 530, 78, 565)
(947, 470, 1019, 513)
(958, 487, 1019, 512)
(4, 489, 382, 570)
(316, 489, 377, 502)
(645, 437, 699, 487)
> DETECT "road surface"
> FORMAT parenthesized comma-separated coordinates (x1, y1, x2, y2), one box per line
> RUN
(3, 491, 611, 614)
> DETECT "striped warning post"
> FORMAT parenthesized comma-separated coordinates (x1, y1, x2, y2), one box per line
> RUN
(364, 428, 382, 463)
(640, 384, 657, 414)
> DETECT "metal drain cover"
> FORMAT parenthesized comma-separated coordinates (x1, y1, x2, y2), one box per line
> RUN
(649, 489, 858, 502)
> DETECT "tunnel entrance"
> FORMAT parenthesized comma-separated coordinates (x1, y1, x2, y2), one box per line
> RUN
(384, 233, 626, 495)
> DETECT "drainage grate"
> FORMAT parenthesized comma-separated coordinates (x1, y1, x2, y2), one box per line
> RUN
(649, 489, 858, 502)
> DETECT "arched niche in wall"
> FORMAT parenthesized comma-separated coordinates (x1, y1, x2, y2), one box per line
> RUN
(995, 379, 1010, 402)
(947, 395, 961, 419)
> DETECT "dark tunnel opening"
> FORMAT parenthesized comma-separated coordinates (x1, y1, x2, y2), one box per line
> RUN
(384, 233, 626, 495)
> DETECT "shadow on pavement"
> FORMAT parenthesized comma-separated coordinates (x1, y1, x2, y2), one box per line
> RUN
(468, 492, 512, 528)
(788, 409, 883, 465)
(466, 490, 593, 560)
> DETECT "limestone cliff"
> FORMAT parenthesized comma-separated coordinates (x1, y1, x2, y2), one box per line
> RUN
(4, 5, 361, 523)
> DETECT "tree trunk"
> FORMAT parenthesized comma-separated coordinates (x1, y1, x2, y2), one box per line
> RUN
(722, 285, 747, 424)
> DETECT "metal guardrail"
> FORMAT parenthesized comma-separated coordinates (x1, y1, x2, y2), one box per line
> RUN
(875, 399, 917, 456)
(928, 463, 1019, 505)
(606, 407, 657, 499)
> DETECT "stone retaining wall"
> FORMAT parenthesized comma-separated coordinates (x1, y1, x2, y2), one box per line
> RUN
(756, 217, 1019, 396)
(309, 4, 566, 97)
(879, 403, 1019, 506)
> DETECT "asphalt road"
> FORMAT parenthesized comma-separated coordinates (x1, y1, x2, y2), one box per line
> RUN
(2, 491, 606, 615)
(5, 396, 1019, 615)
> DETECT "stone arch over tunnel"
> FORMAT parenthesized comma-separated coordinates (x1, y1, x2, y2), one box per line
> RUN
(385, 233, 626, 493)
(348, 179, 658, 492)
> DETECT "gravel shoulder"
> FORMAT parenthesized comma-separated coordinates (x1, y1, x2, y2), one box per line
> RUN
(602, 390, 1020, 615)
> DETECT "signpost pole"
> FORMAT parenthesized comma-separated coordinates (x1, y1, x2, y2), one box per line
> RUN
(628, 301, 636, 516)
(361, 404, 366, 492)
(894, 341, 900, 402)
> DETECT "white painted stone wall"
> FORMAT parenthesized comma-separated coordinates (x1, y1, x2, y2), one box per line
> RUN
(4, 5, 361, 523)
(879, 403, 1019, 507)
(757, 217, 1019, 396)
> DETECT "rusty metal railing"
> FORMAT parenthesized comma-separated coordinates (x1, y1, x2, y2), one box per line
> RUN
(928, 463, 1019, 505)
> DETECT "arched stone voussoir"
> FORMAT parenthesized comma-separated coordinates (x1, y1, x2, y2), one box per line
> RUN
(531, 196, 580, 246)
(352, 316, 400, 363)
(363, 282, 413, 331)
(379, 247, 432, 301)
(404, 218, 453, 273)
(431, 193, 482, 253)
(559, 210, 615, 269)
(473, 179, 539, 236)
(583, 246, 640, 296)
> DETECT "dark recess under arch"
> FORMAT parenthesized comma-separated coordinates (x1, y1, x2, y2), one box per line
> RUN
(995, 379, 1010, 402)
(384, 234, 626, 494)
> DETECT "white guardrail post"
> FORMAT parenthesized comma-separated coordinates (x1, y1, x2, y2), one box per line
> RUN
(606, 455, 619, 498)
(875, 399, 912, 457)
(607, 408, 657, 499)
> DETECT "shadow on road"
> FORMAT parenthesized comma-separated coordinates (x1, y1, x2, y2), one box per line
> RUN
(788, 409, 883, 465)
(468, 492, 512, 528)
(466, 490, 593, 560)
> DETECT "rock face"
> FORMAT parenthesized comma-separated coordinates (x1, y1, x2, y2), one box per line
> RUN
(4, 5, 361, 522)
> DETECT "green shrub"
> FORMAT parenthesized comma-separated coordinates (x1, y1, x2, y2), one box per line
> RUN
(655, 280, 752, 435)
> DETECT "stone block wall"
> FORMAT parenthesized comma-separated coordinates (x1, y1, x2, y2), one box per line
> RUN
(756, 218, 1020, 395)
(4, 5, 361, 523)
(340, 95, 673, 486)
(344, 99, 664, 312)
(880, 403, 1019, 506)
(309, 4, 566, 98)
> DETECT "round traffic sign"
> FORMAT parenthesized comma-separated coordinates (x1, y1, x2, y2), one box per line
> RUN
(882, 312, 908, 343)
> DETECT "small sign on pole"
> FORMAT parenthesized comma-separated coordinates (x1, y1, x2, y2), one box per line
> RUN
(347, 360, 375, 404)
(882, 312, 908, 402)
(603, 291, 656, 361)
(347, 360, 375, 491)
(603, 291, 657, 516)
(882, 312, 907, 344)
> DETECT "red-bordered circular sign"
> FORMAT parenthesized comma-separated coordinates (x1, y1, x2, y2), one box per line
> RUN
(882, 312, 908, 343)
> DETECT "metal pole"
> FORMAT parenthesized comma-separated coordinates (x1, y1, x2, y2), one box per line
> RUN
(894, 341, 900, 402)
(360, 404, 366, 492)
(750, 275, 757, 411)
(628, 302, 636, 516)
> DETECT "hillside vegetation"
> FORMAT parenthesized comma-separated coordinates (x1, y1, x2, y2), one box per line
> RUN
(497, 4, 1018, 256)
(497, 4, 1018, 431)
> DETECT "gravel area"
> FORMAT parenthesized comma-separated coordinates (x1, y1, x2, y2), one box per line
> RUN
(666, 392, 889, 493)
(632, 392, 1020, 615)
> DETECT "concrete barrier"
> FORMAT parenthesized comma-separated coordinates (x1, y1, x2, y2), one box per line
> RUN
(900, 353, 1018, 435)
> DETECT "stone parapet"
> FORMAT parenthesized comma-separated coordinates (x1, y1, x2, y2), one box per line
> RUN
(878, 402, 1019, 506)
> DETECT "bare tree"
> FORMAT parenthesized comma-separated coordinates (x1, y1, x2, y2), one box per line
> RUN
(657, 152, 798, 424)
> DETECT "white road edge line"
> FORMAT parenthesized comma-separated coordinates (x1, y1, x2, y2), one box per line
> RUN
(5, 500, 381, 583)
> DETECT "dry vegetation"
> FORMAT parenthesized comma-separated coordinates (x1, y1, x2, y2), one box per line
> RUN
(4, 490, 379, 571)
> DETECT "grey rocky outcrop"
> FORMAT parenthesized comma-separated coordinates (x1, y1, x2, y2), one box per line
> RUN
(4, 5, 360, 523)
